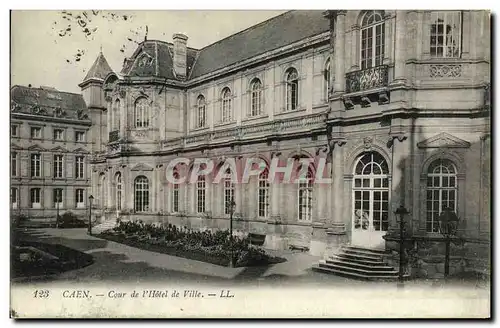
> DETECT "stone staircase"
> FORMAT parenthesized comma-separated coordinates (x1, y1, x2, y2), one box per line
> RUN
(313, 245, 402, 280)
(92, 219, 118, 235)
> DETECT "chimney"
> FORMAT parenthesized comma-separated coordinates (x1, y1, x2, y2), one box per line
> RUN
(172, 33, 188, 79)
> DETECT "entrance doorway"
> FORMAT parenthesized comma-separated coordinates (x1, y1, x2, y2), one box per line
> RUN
(351, 151, 390, 249)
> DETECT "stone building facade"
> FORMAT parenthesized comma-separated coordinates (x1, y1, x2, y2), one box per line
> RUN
(10, 85, 93, 221)
(86, 10, 490, 262)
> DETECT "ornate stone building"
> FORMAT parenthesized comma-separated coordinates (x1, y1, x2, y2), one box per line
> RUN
(10, 85, 93, 221)
(86, 10, 490, 263)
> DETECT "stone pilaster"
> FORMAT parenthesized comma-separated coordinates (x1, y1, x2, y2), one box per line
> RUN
(264, 151, 286, 250)
(391, 10, 407, 84)
(234, 157, 243, 219)
(388, 133, 408, 232)
(325, 139, 347, 256)
(333, 10, 347, 94)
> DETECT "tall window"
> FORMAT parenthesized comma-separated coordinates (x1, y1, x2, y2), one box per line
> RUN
(360, 11, 385, 69)
(353, 151, 390, 232)
(324, 59, 331, 100)
(53, 129, 64, 141)
(297, 169, 313, 221)
(75, 189, 85, 208)
(172, 172, 180, 213)
(426, 159, 457, 232)
(11, 187, 18, 208)
(30, 126, 42, 139)
(196, 175, 206, 213)
(223, 168, 235, 215)
(430, 11, 462, 58)
(75, 156, 85, 179)
(285, 68, 299, 111)
(113, 99, 121, 131)
(221, 88, 232, 122)
(258, 168, 270, 218)
(11, 152, 17, 177)
(134, 176, 149, 212)
(196, 95, 206, 128)
(11, 125, 18, 137)
(30, 188, 41, 208)
(53, 155, 64, 178)
(135, 97, 149, 128)
(75, 131, 85, 142)
(250, 78, 263, 116)
(31, 154, 41, 177)
(53, 188, 63, 207)
(115, 173, 122, 211)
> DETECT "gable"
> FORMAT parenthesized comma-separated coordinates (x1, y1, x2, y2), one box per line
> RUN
(51, 146, 68, 153)
(27, 144, 46, 152)
(73, 147, 90, 154)
(417, 132, 471, 149)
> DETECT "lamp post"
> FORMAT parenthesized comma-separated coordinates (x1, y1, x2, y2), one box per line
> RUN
(88, 195, 94, 235)
(228, 197, 236, 268)
(395, 204, 409, 286)
(438, 207, 459, 279)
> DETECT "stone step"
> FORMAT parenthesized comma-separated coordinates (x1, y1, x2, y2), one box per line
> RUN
(319, 260, 398, 276)
(312, 265, 400, 281)
(325, 258, 395, 271)
(342, 246, 388, 257)
(343, 245, 387, 255)
(335, 252, 383, 262)
(330, 254, 384, 266)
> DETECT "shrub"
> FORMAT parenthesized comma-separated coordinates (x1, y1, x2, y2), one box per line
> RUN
(58, 211, 87, 228)
(102, 220, 282, 267)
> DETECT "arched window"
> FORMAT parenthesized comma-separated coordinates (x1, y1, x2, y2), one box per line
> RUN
(172, 171, 180, 213)
(221, 88, 232, 122)
(353, 151, 390, 232)
(223, 168, 235, 215)
(11, 187, 18, 208)
(297, 168, 313, 221)
(285, 68, 299, 111)
(250, 78, 262, 117)
(196, 175, 206, 213)
(135, 97, 149, 128)
(258, 168, 270, 218)
(134, 176, 149, 212)
(113, 99, 121, 131)
(426, 159, 457, 232)
(324, 59, 331, 100)
(196, 95, 206, 128)
(115, 172, 122, 211)
(360, 11, 385, 69)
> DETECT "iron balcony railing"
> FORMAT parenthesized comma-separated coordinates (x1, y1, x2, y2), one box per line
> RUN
(109, 130, 119, 142)
(345, 65, 389, 93)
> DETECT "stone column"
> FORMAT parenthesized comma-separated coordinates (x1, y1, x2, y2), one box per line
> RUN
(264, 151, 285, 250)
(326, 140, 347, 255)
(234, 157, 243, 218)
(392, 11, 407, 83)
(310, 147, 329, 257)
(389, 135, 408, 231)
(333, 10, 347, 94)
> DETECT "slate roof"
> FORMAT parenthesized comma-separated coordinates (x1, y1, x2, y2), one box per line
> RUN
(82, 52, 114, 82)
(11, 85, 89, 120)
(189, 11, 330, 79)
(121, 10, 329, 81)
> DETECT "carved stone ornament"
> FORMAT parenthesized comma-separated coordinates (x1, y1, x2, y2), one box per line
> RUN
(343, 97, 354, 110)
(363, 136, 373, 150)
(105, 95, 112, 102)
(53, 107, 67, 118)
(76, 109, 89, 120)
(11, 102, 21, 112)
(119, 90, 126, 99)
(429, 64, 462, 78)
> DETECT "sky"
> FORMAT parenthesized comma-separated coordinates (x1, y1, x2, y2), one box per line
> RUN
(10, 10, 286, 93)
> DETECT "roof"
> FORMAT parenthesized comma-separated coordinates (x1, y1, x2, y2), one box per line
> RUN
(121, 40, 198, 79)
(11, 85, 89, 120)
(82, 52, 114, 82)
(119, 10, 330, 81)
(189, 10, 330, 79)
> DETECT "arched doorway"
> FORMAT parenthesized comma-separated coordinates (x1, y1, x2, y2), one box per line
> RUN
(352, 151, 390, 249)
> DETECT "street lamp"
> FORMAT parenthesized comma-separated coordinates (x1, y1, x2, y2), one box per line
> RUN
(88, 195, 94, 235)
(438, 207, 459, 279)
(395, 204, 410, 286)
(228, 197, 237, 268)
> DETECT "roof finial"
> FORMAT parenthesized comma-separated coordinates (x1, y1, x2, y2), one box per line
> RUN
(100, 44, 103, 53)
